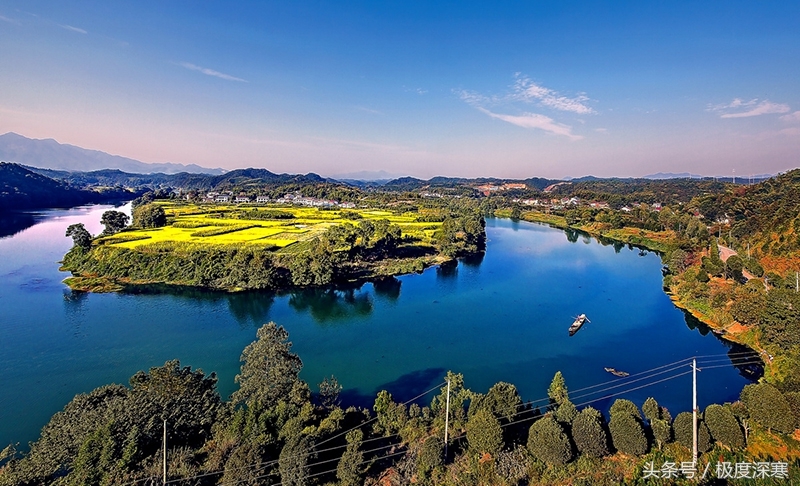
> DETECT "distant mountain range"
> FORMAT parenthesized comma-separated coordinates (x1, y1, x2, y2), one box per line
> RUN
(0, 132, 225, 175)
(643, 172, 773, 181)
(0, 162, 138, 212)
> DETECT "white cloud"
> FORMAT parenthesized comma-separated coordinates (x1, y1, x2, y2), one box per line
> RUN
(356, 106, 383, 115)
(61, 24, 87, 34)
(0, 15, 20, 24)
(711, 98, 790, 118)
(780, 111, 800, 123)
(455, 89, 491, 106)
(477, 108, 582, 140)
(178, 62, 247, 82)
(512, 75, 595, 114)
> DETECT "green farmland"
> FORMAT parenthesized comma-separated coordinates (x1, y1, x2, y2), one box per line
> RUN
(97, 203, 442, 252)
(59, 200, 488, 292)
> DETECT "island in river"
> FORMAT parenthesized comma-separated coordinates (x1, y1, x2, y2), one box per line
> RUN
(60, 200, 487, 293)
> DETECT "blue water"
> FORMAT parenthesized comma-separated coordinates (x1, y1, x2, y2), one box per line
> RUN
(0, 206, 754, 448)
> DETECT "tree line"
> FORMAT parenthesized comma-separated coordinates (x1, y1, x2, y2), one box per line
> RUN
(3, 323, 797, 485)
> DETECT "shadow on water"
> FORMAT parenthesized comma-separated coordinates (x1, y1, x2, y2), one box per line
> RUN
(120, 284, 276, 328)
(682, 311, 763, 382)
(288, 286, 373, 324)
(461, 251, 485, 268)
(338, 367, 447, 409)
(0, 211, 40, 239)
(372, 276, 402, 302)
(226, 292, 276, 327)
(436, 260, 458, 280)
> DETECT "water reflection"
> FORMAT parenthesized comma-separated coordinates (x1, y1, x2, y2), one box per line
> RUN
(226, 292, 275, 327)
(339, 367, 447, 408)
(461, 252, 485, 268)
(683, 311, 764, 381)
(0, 211, 40, 239)
(372, 276, 402, 301)
(120, 284, 275, 327)
(436, 261, 458, 280)
(288, 287, 373, 324)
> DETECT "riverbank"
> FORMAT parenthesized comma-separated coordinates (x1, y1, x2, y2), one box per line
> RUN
(495, 209, 772, 371)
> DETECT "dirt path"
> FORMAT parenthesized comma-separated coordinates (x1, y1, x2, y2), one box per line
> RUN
(718, 244, 756, 280)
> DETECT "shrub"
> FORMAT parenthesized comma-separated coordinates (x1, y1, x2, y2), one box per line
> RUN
(527, 415, 573, 465)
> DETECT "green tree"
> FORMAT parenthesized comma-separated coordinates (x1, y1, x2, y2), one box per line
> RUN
(740, 383, 795, 433)
(651, 418, 672, 450)
(232, 322, 303, 408)
(430, 372, 472, 435)
(548, 371, 569, 408)
(571, 407, 610, 458)
(416, 436, 444, 481)
(466, 408, 503, 456)
(726, 254, 745, 281)
(642, 397, 660, 423)
(608, 399, 648, 456)
(373, 390, 407, 436)
(336, 429, 364, 486)
(318, 375, 342, 409)
(100, 210, 129, 235)
(278, 433, 313, 486)
(470, 382, 521, 420)
(526, 415, 573, 465)
(132, 203, 167, 228)
(609, 399, 642, 421)
(673, 412, 712, 453)
(66, 223, 92, 250)
(704, 404, 745, 449)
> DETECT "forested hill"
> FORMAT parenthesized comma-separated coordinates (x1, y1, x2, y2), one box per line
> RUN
(689, 169, 800, 258)
(0, 163, 135, 211)
(549, 177, 730, 206)
(25, 166, 331, 192)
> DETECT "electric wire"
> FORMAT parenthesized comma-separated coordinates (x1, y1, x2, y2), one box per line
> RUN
(162, 381, 445, 485)
(135, 352, 759, 485)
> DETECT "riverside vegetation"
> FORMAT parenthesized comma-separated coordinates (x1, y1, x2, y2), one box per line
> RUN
(5, 171, 800, 483)
(1, 322, 798, 485)
(60, 196, 486, 292)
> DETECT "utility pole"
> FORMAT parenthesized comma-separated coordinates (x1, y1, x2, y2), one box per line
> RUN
(692, 359, 697, 465)
(444, 378, 451, 461)
(163, 419, 167, 486)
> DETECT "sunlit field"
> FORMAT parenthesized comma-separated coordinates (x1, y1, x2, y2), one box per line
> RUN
(98, 203, 441, 251)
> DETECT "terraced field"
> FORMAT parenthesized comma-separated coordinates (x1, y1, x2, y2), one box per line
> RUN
(100, 203, 441, 251)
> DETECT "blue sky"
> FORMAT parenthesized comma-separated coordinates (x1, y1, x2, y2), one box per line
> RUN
(1, 1, 799, 178)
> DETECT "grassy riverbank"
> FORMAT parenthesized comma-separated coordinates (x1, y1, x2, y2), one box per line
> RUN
(61, 202, 485, 293)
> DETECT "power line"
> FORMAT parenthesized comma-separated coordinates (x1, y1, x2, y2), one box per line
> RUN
(153, 353, 758, 485)
(165, 381, 445, 485)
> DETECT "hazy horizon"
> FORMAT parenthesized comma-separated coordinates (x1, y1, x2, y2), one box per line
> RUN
(1, 2, 799, 179)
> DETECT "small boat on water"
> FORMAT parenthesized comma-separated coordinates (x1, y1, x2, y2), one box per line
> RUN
(568, 314, 590, 336)
(604, 367, 630, 377)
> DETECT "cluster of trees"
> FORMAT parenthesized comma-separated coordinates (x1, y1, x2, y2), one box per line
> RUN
(4, 324, 797, 486)
(62, 203, 486, 291)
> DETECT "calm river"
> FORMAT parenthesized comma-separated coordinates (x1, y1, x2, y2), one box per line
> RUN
(0, 204, 756, 448)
